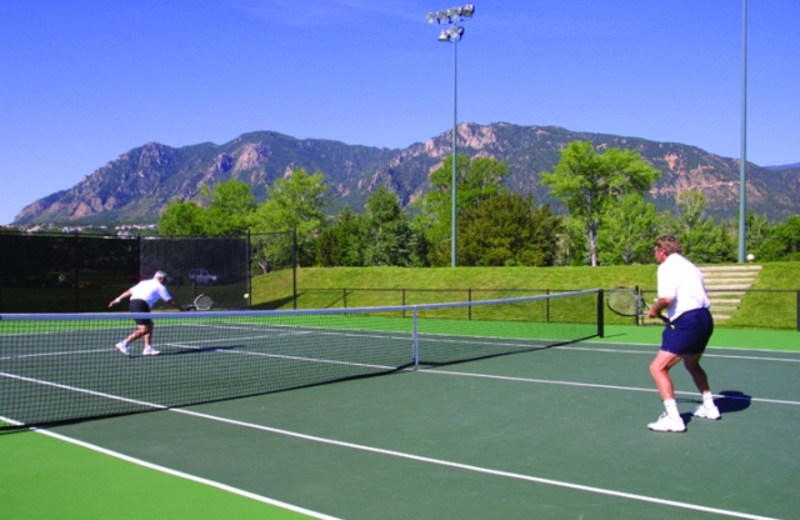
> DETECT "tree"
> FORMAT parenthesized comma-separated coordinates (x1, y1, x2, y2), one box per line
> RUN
(553, 217, 586, 266)
(541, 141, 660, 266)
(315, 226, 343, 267)
(598, 194, 659, 265)
(459, 193, 562, 266)
(767, 215, 800, 260)
(250, 168, 330, 266)
(745, 212, 774, 260)
(662, 191, 735, 263)
(0, 226, 22, 235)
(408, 214, 432, 267)
(158, 180, 256, 236)
(158, 199, 208, 235)
(416, 154, 510, 266)
(316, 207, 369, 267)
(743, 212, 800, 261)
(200, 180, 256, 235)
(364, 186, 412, 266)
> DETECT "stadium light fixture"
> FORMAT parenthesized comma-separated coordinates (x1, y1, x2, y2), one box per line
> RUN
(427, 4, 474, 267)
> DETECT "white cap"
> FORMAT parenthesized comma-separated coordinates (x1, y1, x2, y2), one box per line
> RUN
(154, 270, 167, 280)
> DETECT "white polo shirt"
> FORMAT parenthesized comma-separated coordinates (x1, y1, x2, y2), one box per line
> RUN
(129, 278, 173, 309)
(657, 253, 711, 321)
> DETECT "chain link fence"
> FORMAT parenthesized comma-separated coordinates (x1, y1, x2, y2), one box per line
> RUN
(0, 231, 296, 313)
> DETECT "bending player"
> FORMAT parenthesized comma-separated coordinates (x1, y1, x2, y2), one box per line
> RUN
(647, 236, 721, 433)
(108, 271, 183, 356)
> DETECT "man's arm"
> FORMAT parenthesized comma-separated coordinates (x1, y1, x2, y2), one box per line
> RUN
(166, 298, 183, 311)
(108, 290, 132, 308)
(649, 297, 673, 318)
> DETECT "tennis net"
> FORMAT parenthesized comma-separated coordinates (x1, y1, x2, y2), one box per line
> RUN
(0, 289, 601, 429)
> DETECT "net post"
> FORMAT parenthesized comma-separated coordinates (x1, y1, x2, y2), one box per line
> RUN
(796, 290, 799, 332)
(292, 229, 298, 310)
(246, 231, 252, 309)
(73, 233, 81, 312)
(598, 289, 605, 338)
(546, 288, 551, 322)
(412, 306, 420, 370)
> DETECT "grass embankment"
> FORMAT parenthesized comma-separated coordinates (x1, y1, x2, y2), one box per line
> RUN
(251, 262, 800, 330)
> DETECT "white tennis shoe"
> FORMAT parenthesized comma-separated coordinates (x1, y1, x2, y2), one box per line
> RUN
(647, 412, 686, 433)
(142, 346, 160, 356)
(115, 342, 130, 356)
(692, 404, 721, 420)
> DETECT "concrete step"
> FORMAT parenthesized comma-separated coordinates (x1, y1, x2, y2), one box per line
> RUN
(700, 265, 762, 272)
(643, 266, 763, 324)
(702, 266, 761, 322)
(710, 299, 742, 305)
(704, 283, 755, 290)
(703, 277, 759, 283)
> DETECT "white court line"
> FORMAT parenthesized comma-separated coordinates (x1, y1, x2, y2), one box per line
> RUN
(1, 372, 169, 409)
(6, 365, 791, 519)
(5, 331, 796, 519)
(420, 369, 800, 407)
(594, 337, 800, 356)
(6, 368, 793, 518)
(163, 343, 399, 371)
(24, 406, 782, 520)
(559, 343, 800, 363)
(179, 407, 784, 520)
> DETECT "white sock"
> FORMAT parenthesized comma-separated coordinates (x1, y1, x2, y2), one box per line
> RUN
(664, 399, 680, 420)
(702, 392, 715, 408)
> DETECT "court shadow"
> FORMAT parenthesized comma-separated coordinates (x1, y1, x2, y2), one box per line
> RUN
(164, 345, 245, 356)
(252, 295, 295, 310)
(680, 390, 751, 426)
(715, 390, 752, 414)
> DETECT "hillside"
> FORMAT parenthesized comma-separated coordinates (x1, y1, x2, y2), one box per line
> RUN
(253, 263, 800, 330)
(13, 123, 800, 225)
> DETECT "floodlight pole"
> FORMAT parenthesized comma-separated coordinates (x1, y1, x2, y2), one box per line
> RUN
(428, 4, 474, 267)
(738, 0, 748, 263)
(451, 38, 458, 267)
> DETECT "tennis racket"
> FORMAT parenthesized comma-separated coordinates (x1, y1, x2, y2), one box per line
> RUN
(606, 287, 668, 323)
(182, 293, 214, 311)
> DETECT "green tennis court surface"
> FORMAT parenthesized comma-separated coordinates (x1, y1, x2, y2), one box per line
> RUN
(3, 315, 798, 518)
(1, 291, 600, 429)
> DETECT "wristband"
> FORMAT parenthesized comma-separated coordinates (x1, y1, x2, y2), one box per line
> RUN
(114, 298, 121, 304)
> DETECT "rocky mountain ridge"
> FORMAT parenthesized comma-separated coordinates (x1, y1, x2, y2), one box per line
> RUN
(13, 123, 800, 225)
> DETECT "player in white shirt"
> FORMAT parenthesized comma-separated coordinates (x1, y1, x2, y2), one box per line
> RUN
(108, 271, 182, 356)
(647, 236, 720, 432)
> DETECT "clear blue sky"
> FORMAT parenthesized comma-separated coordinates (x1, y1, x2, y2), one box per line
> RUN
(1, 0, 797, 225)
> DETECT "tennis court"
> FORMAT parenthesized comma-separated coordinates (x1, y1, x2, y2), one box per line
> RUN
(2, 294, 798, 519)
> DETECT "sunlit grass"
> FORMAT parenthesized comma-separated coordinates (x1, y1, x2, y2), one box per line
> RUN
(251, 262, 800, 330)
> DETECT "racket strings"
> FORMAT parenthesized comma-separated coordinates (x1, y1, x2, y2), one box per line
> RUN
(607, 289, 646, 315)
(194, 294, 214, 310)
(608, 294, 636, 314)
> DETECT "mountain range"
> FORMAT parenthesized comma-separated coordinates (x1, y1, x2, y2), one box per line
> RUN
(13, 122, 800, 225)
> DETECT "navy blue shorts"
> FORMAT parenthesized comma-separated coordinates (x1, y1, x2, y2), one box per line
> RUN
(129, 299, 153, 326)
(661, 308, 714, 356)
